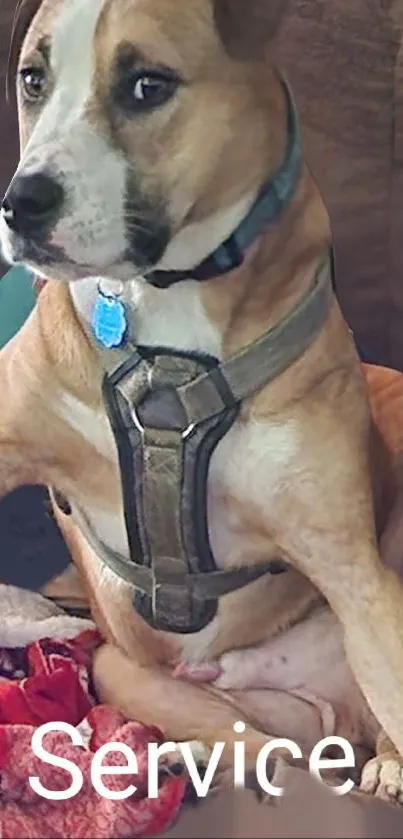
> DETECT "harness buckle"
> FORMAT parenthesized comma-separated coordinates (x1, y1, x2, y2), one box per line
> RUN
(130, 401, 196, 442)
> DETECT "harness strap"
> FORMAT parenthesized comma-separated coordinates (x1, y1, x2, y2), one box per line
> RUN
(99, 346, 289, 632)
(177, 256, 334, 425)
(72, 504, 285, 600)
(78, 252, 334, 634)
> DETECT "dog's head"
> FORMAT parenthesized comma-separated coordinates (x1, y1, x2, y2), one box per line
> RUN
(0, 0, 288, 282)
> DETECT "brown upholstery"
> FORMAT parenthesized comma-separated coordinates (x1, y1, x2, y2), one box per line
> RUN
(0, 0, 402, 366)
(275, 2, 402, 368)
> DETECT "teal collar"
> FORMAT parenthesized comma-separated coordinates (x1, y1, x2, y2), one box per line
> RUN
(149, 79, 303, 290)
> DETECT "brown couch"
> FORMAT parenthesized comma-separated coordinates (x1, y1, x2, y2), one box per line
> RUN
(276, 1, 403, 370)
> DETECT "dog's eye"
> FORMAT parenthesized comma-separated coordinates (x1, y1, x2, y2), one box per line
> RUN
(19, 67, 47, 102)
(131, 73, 178, 109)
(134, 77, 164, 102)
(117, 70, 179, 113)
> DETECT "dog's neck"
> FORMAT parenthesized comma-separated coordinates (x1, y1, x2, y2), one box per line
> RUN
(69, 189, 257, 360)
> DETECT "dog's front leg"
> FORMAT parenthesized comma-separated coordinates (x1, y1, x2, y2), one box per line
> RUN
(0, 341, 41, 499)
(287, 527, 403, 757)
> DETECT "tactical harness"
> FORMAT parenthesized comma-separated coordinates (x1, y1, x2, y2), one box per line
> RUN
(55, 80, 335, 635)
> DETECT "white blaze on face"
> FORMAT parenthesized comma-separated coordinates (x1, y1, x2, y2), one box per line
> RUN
(30, 0, 103, 141)
(18, 0, 129, 271)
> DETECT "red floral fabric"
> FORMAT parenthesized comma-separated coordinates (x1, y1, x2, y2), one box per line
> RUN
(0, 632, 185, 838)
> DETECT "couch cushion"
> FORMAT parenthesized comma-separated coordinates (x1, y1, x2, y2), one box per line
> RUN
(276, 1, 401, 368)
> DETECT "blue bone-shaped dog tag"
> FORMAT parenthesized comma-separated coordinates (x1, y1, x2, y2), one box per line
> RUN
(92, 291, 128, 349)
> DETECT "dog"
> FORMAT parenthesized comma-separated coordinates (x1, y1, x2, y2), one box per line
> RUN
(2, 0, 403, 800)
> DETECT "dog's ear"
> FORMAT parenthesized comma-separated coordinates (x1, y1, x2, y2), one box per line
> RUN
(213, 0, 288, 60)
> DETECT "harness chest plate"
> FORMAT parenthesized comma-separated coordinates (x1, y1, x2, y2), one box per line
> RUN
(102, 346, 285, 635)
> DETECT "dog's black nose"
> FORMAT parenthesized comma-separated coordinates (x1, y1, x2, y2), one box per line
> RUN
(2, 172, 64, 234)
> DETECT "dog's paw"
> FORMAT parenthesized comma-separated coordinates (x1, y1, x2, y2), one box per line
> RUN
(360, 753, 403, 804)
(159, 740, 213, 805)
(159, 740, 211, 778)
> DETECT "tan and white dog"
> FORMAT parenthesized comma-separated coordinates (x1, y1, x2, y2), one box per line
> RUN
(1, 0, 403, 801)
